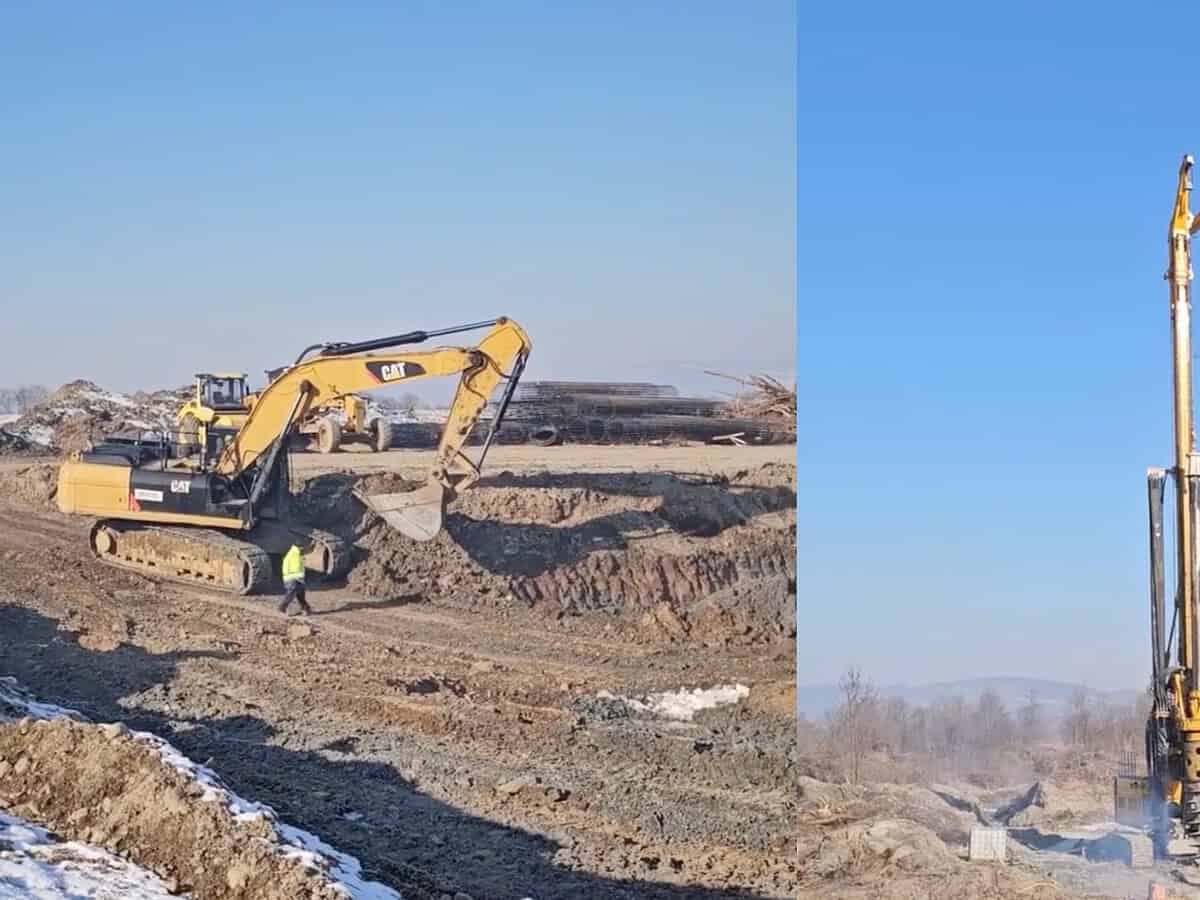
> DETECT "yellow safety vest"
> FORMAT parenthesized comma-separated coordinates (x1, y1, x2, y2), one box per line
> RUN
(282, 546, 305, 582)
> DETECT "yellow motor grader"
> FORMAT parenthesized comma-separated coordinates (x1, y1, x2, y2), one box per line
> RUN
(177, 372, 391, 456)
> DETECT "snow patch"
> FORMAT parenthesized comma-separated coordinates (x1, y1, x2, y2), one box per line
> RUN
(0, 414, 17, 426)
(0, 678, 403, 900)
(21, 425, 54, 448)
(79, 389, 136, 409)
(0, 677, 86, 722)
(0, 811, 183, 899)
(139, 732, 403, 898)
(596, 684, 750, 722)
(383, 407, 449, 425)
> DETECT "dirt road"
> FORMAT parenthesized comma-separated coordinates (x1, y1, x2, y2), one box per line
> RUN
(0, 444, 797, 899)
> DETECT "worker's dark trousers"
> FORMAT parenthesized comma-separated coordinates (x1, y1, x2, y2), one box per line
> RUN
(279, 579, 310, 614)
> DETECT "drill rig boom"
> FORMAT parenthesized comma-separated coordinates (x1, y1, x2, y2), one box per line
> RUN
(1117, 156, 1200, 855)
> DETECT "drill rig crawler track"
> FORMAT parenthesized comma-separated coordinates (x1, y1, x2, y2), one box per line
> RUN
(56, 317, 532, 595)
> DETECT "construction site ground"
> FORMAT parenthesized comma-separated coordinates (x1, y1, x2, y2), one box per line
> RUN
(0, 443, 797, 900)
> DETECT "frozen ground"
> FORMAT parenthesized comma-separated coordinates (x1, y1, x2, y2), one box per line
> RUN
(0, 811, 182, 900)
(0, 443, 797, 898)
(595, 684, 751, 722)
(0, 676, 403, 900)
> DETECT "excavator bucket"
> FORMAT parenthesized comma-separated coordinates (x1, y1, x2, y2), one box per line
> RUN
(354, 481, 447, 542)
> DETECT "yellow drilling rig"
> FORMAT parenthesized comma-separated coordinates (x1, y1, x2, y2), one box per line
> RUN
(1115, 155, 1200, 862)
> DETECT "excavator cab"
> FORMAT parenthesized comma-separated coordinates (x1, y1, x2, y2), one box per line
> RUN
(197, 373, 250, 412)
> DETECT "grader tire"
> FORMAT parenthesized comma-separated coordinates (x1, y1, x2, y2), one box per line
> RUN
(317, 418, 342, 454)
(177, 413, 201, 456)
(371, 418, 393, 452)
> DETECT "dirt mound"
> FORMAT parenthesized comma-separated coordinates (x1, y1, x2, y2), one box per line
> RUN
(0, 715, 396, 900)
(795, 776, 1097, 899)
(8, 380, 188, 453)
(294, 464, 796, 643)
(796, 780, 967, 886)
(995, 780, 1110, 830)
(0, 464, 58, 510)
(798, 778, 982, 847)
(798, 817, 959, 879)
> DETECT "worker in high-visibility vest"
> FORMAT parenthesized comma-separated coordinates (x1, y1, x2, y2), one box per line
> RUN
(279, 543, 312, 616)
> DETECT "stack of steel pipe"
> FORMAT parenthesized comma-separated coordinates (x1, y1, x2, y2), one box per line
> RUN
(388, 381, 793, 447)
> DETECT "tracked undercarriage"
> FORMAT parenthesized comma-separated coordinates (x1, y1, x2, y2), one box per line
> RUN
(88, 521, 351, 595)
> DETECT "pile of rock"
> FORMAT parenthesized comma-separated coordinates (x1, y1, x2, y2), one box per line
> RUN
(5, 380, 189, 454)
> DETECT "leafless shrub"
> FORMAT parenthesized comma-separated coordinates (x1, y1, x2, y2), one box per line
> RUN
(828, 667, 881, 784)
(811, 668, 1152, 788)
(0, 385, 49, 414)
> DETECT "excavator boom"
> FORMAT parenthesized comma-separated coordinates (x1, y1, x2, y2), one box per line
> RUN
(216, 316, 531, 540)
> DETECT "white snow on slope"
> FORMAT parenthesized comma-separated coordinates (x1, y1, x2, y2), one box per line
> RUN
(19, 425, 54, 447)
(0, 811, 184, 900)
(146, 735, 401, 900)
(597, 684, 750, 722)
(0, 678, 403, 900)
(79, 389, 136, 409)
(0, 414, 17, 426)
(0, 677, 85, 722)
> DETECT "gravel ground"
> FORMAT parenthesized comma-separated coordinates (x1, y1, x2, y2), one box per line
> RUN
(0, 443, 797, 899)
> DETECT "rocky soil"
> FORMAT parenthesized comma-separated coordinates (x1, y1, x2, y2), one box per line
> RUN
(0, 707, 398, 900)
(794, 765, 1200, 899)
(0, 443, 797, 899)
(297, 461, 796, 645)
(1, 380, 189, 454)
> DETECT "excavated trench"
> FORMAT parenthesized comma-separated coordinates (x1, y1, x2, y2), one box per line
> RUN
(292, 463, 797, 643)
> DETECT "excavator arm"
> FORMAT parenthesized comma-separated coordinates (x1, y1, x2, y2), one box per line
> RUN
(216, 317, 531, 541)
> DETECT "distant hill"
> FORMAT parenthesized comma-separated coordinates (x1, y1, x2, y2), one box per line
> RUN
(796, 676, 1142, 720)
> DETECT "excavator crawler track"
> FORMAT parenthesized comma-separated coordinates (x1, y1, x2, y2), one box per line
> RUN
(89, 520, 273, 595)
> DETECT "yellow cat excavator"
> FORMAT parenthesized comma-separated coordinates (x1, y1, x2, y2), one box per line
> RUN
(55, 317, 531, 595)
(1114, 156, 1200, 862)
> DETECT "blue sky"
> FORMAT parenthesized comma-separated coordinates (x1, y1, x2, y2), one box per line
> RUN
(799, 2, 1200, 689)
(0, 2, 794, 397)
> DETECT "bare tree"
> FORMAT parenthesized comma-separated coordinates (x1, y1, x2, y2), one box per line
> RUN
(396, 391, 422, 413)
(1063, 688, 1094, 747)
(12, 385, 48, 413)
(972, 688, 1014, 749)
(878, 696, 910, 755)
(1018, 688, 1043, 744)
(904, 704, 930, 755)
(929, 696, 969, 765)
(829, 666, 881, 784)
